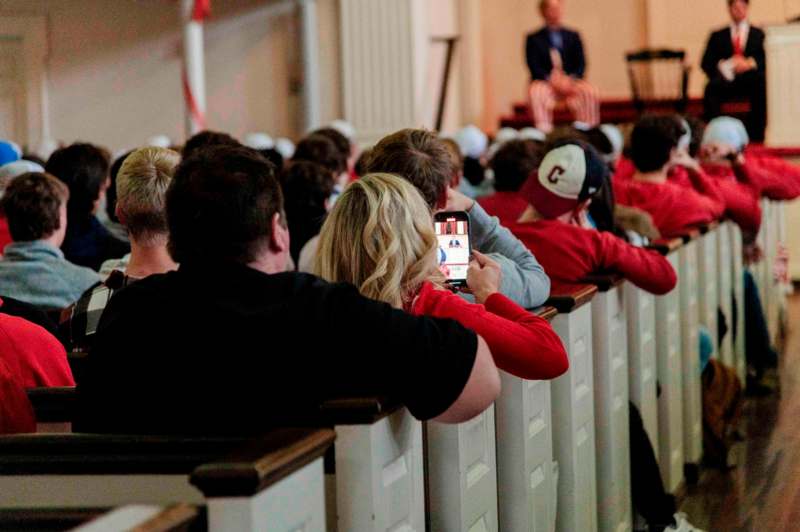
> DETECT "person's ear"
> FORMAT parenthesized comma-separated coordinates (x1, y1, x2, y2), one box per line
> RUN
(269, 212, 290, 253)
(114, 203, 126, 225)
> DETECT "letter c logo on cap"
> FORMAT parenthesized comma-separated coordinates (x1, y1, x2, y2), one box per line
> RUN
(547, 165, 565, 184)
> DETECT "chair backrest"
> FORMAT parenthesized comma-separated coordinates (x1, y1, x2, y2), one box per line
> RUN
(625, 49, 689, 112)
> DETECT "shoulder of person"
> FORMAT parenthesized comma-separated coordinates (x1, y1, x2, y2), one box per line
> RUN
(750, 26, 765, 38)
(528, 27, 548, 40)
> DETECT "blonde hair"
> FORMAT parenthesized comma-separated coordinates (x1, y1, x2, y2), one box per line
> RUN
(116, 147, 180, 243)
(315, 172, 445, 309)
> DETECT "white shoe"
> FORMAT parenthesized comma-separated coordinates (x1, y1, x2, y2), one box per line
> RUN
(664, 512, 706, 532)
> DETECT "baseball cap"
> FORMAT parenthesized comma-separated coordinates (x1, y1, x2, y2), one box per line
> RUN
(521, 140, 607, 218)
(702, 116, 749, 151)
(0, 140, 21, 166)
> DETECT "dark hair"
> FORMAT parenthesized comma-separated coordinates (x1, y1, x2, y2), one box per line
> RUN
(293, 134, 347, 176)
(107, 151, 133, 223)
(1, 172, 69, 241)
(353, 148, 372, 178)
(490, 140, 542, 192)
(366, 129, 453, 209)
(167, 146, 283, 264)
(22, 153, 46, 167)
(684, 115, 706, 158)
(281, 161, 335, 264)
(582, 127, 614, 158)
(629, 115, 683, 173)
(728, 0, 748, 6)
(181, 130, 241, 160)
(259, 148, 285, 174)
(310, 128, 351, 161)
(45, 143, 109, 222)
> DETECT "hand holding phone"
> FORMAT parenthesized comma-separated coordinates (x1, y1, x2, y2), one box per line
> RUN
(466, 250, 503, 304)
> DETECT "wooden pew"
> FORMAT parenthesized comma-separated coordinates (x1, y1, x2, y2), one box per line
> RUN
(0, 503, 201, 531)
(26, 386, 75, 433)
(319, 398, 424, 532)
(648, 236, 685, 492)
(548, 285, 599, 532)
(495, 306, 559, 532)
(0, 429, 334, 532)
(584, 275, 631, 532)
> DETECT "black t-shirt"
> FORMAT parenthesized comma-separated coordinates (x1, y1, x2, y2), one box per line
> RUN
(75, 261, 477, 435)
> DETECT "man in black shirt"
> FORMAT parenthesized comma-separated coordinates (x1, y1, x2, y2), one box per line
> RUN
(76, 146, 499, 435)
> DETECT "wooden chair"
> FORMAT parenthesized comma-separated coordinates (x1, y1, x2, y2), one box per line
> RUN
(626, 49, 690, 115)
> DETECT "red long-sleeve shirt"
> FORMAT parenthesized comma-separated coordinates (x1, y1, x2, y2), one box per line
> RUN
(0, 300, 75, 388)
(0, 358, 35, 434)
(411, 281, 568, 380)
(702, 163, 762, 234)
(509, 219, 677, 295)
(743, 156, 800, 201)
(478, 191, 530, 226)
(613, 178, 721, 238)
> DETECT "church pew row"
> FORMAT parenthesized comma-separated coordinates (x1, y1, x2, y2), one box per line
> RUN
(0, 503, 201, 531)
(0, 428, 334, 532)
(19, 219, 788, 532)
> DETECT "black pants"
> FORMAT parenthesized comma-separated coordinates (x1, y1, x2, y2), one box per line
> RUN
(744, 269, 778, 377)
(704, 70, 767, 142)
(630, 402, 676, 531)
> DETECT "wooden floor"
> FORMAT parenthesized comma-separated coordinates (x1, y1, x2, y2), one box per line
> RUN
(679, 294, 799, 531)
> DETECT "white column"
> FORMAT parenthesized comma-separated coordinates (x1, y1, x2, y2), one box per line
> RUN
(298, 0, 321, 132)
(182, 0, 207, 137)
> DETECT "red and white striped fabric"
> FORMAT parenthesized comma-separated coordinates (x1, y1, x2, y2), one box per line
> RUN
(528, 78, 600, 133)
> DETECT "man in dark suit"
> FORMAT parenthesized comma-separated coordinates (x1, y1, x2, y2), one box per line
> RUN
(701, 0, 767, 142)
(525, 0, 599, 133)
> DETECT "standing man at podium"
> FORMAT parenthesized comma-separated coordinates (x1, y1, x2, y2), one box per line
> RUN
(701, 0, 766, 142)
(525, 0, 600, 133)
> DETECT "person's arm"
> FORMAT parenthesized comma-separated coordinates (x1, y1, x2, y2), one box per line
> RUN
(466, 200, 552, 307)
(526, 34, 550, 81)
(701, 32, 725, 80)
(750, 28, 766, 73)
(594, 231, 677, 295)
(683, 166, 726, 219)
(572, 32, 587, 79)
(433, 336, 500, 423)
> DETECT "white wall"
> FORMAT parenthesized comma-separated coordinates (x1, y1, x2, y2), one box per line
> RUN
(0, 0, 342, 153)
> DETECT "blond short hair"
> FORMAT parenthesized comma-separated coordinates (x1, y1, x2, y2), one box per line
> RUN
(314, 173, 445, 309)
(116, 147, 180, 242)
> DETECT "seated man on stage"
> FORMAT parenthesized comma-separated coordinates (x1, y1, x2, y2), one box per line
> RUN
(701, 0, 766, 142)
(525, 0, 600, 133)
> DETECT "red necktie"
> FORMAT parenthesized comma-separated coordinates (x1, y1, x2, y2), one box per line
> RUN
(733, 31, 743, 56)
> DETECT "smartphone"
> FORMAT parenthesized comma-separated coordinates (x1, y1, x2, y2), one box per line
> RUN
(433, 211, 471, 287)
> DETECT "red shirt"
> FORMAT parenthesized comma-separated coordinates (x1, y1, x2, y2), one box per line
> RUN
(411, 281, 568, 380)
(746, 156, 800, 201)
(0, 217, 11, 255)
(478, 192, 529, 226)
(702, 163, 762, 234)
(0, 358, 35, 434)
(613, 178, 721, 238)
(509, 219, 677, 295)
(0, 299, 74, 388)
(613, 157, 636, 181)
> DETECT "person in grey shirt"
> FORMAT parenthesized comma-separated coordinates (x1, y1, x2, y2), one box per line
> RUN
(0, 172, 100, 310)
(365, 128, 550, 308)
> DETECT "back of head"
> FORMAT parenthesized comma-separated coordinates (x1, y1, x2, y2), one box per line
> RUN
(310, 127, 352, 162)
(293, 134, 347, 177)
(117, 147, 181, 243)
(521, 139, 607, 219)
(45, 143, 109, 222)
(0, 160, 45, 197)
(629, 115, 682, 172)
(167, 146, 283, 265)
(281, 160, 335, 260)
(315, 172, 442, 309)
(0, 172, 69, 242)
(366, 129, 453, 209)
(181, 130, 241, 160)
(490, 139, 542, 192)
(107, 151, 133, 223)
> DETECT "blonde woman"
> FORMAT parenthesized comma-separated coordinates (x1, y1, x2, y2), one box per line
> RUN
(315, 173, 568, 380)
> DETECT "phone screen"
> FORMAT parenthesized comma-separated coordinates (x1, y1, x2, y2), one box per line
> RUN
(434, 215, 470, 285)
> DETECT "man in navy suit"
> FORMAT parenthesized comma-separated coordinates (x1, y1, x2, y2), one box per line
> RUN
(525, 0, 599, 133)
(701, 0, 766, 142)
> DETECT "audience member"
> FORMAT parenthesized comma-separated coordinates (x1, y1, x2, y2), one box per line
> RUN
(0, 160, 46, 253)
(366, 128, 551, 308)
(510, 140, 677, 295)
(0, 298, 74, 388)
(480, 139, 540, 225)
(0, 140, 21, 166)
(45, 143, 130, 270)
(61, 147, 180, 353)
(100, 151, 133, 245)
(316, 172, 568, 380)
(526, 0, 600, 132)
(0, 357, 35, 434)
(181, 130, 241, 160)
(0, 172, 100, 309)
(76, 145, 499, 435)
(281, 161, 335, 266)
(614, 116, 724, 238)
